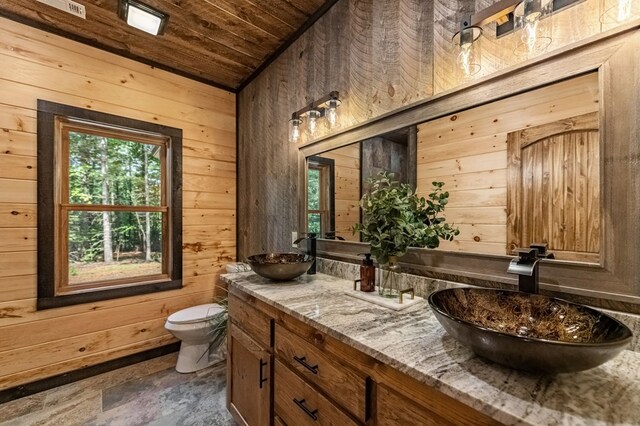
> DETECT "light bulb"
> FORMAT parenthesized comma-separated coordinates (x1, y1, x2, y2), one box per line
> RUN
(289, 117, 302, 143)
(617, 0, 633, 21)
(307, 110, 321, 137)
(522, 15, 540, 54)
(326, 99, 340, 128)
(601, 0, 640, 25)
(458, 43, 475, 77)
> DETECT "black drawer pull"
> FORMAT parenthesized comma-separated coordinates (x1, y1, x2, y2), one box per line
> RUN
(259, 359, 268, 389)
(293, 355, 319, 374)
(293, 398, 318, 421)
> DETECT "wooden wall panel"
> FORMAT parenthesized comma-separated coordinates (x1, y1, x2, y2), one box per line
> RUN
(238, 0, 622, 259)
(316, 144, 361, 241)
(417, 74, 599, 256)
(0, 18, 236, 390)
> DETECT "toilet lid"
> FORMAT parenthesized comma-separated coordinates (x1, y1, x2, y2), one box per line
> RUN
(167, 303, 225, 324)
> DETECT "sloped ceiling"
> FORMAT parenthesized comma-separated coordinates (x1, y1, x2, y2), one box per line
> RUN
(0, 0, 336, 90)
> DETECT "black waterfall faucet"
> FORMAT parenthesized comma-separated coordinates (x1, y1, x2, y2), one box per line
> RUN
(293, 233, 317, 275)
(507, 243, 554, 294)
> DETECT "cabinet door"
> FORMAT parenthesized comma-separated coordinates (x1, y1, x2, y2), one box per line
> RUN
(227, 323, 271, 426)
(377, 385, 454, 426)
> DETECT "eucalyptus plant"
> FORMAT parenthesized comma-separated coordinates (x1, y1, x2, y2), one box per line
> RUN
(353, 171, 459, 264)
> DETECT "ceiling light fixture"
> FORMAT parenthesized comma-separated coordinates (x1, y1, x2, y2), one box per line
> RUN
(289, 91, 341, 143)
(118, 0, 168, 36)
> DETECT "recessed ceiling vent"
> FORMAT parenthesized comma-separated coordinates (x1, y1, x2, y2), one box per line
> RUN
(36, 0, 86, 19)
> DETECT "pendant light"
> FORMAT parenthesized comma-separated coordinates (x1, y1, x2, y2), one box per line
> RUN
(289, 115, 302, 143)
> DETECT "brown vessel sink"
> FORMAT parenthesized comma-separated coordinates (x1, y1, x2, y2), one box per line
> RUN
(428, 288, 633, 374)
(246, 253, 314, 281)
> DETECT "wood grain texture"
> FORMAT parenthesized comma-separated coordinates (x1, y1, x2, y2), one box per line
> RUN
(0, 21, 235, 390)
(238, 0, 435, 258)
(275, 323, 367, 421)
(507, 113, 600, 261)
(315, 144, 361, 241)
(0, 0, 327, 88)
(417, 74, 599, 256)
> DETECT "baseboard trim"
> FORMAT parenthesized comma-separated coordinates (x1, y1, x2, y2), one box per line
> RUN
(0, 342, 180, 404)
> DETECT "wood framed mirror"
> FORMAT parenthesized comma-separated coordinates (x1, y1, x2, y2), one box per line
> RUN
(297, 24, 640, 309)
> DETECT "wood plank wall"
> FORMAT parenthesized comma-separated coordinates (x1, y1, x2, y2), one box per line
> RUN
(237, 0, 615, 259)
(316, 144, 361, 241)
(0, 18, 236, 390)
(416, 73, 599, 255)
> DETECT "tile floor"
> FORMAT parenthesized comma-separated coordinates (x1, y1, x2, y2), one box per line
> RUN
(0, 354, 234, 426)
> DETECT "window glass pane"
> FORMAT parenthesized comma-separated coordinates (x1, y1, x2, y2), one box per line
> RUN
(68, 210, 163, 285)
(308, 168, 320, 210)
(308, 213, 321, 235)
(68, 132, 162, 206)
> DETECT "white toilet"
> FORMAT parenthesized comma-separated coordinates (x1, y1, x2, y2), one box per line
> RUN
(164, 303, 226, 373)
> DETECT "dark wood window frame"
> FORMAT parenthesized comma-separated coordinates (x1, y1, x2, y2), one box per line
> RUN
(307, 156, 335, 238)
(37, 100, 183, 309)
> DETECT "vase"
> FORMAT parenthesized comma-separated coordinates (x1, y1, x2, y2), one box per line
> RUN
(379, 255, 402, 298)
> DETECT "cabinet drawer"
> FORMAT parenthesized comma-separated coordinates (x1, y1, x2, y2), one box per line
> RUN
(377, 385, 454, 426)
(275, 360, 359, 426)
(275, 324, 367, 421)
(229, 294, 272, 348)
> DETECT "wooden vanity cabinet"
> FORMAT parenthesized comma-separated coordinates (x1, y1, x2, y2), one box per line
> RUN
(228, 290, 499, 426)
(227, 294, 274, 426)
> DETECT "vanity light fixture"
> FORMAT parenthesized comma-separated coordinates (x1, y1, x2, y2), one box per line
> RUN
(453, 0, 581, 75)
(289, 91, 341, 143)
(118, 0, 168, 36)
(601, 0, 640, 24)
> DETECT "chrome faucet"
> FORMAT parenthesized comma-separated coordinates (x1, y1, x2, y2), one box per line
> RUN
(507, 243, 554, 294)
(294, 233, 317, 275)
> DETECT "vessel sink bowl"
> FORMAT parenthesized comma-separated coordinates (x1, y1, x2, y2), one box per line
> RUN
(246, 253, 314, 281)
(428, 288, 632, 374)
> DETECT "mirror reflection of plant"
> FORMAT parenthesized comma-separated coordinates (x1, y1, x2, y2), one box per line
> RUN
(353, 171, 459, 264)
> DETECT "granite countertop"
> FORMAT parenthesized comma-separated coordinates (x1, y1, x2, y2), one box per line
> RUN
(221, 272, 640, 426)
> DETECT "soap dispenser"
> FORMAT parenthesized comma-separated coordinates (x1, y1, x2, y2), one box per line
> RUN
(358, 253, 376, 292)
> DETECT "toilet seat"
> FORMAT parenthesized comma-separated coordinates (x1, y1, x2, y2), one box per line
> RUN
(167, 303, 224, 325)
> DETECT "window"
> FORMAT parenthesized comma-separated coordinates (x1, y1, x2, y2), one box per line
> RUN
(37, 100, 182, 309)
(307, 156, 335, 238)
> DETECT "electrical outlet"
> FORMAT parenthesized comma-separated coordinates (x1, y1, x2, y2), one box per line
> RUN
(291, 231, 298, 247)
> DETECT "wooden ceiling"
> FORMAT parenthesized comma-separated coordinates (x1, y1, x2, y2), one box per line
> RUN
(0, 0, 334, 91)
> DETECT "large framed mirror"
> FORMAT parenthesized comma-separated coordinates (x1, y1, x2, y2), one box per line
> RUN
(298, 24, 640, 308)
(306, 72, 600, 263)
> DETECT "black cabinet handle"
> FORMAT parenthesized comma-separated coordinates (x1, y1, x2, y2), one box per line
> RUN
(293, 355, 319, 374)
(258, 359, 268, 389)
(293, 398, 318, 421)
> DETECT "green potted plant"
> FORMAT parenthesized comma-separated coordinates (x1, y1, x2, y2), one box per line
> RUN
(353, 171, 459, 296)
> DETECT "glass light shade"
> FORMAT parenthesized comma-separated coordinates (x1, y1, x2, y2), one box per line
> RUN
(325, 99, 341, 128)
(514, 0, 553, 57)
(453, 27, 482, 78)
(305, 109, 322, 138)
(601, 0, 640, 25)
(289, 117, 302, 143)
